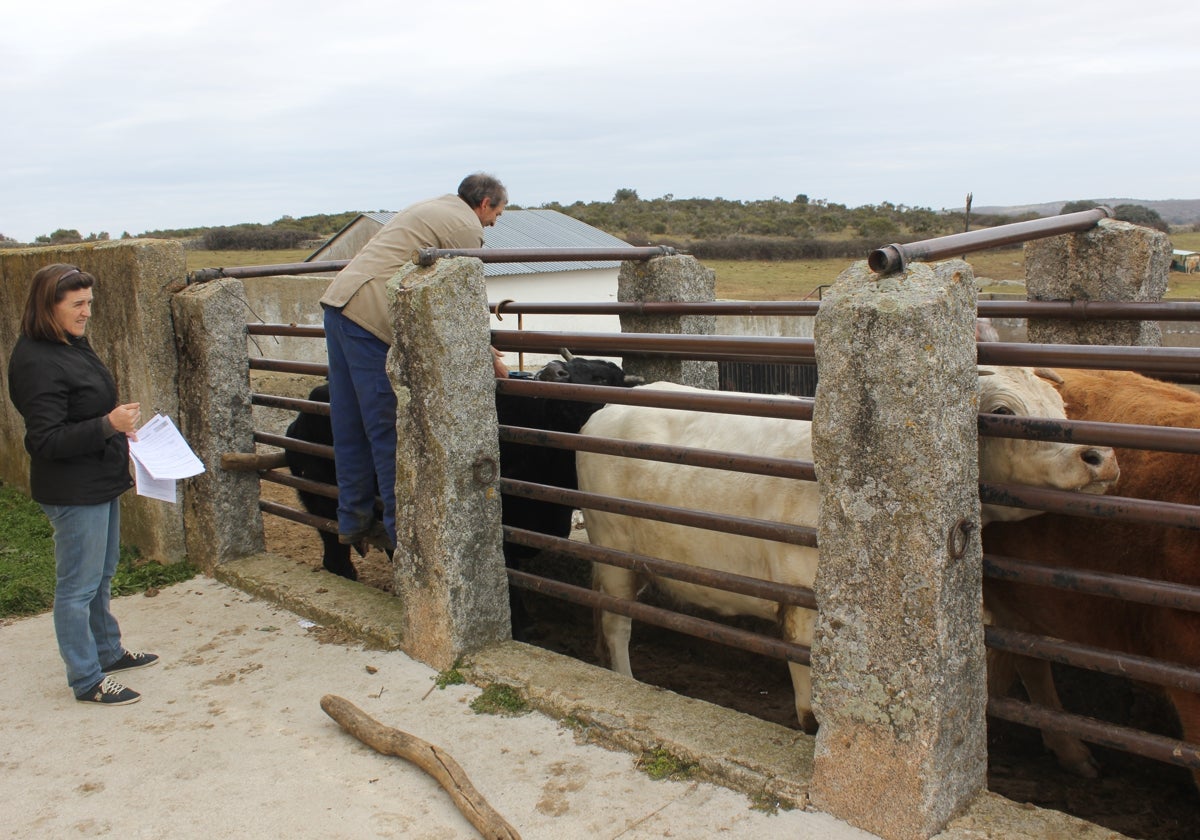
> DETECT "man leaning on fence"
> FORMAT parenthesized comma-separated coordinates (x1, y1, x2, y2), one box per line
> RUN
(318, 173, 509, 555)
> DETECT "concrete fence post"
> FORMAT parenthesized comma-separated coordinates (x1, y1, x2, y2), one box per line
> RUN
(1024, 218, 1171, 346)
(387, 257, 510, 669)
(617, 255, 718, 388)
(809, 259, 986, 840)
(171, 278, 265, 569)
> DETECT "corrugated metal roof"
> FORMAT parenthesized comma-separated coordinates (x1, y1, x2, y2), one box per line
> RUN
(482, 209, 634, 276)
(310, 209, 633, 276)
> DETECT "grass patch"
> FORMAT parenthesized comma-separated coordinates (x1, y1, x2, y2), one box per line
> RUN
(185, 249, 312, 272)
(433, 661, 466, 690)
(0, 484, 198, 620)
(749, 790, 798, 814)
(636, 747, 697, 781)
(469, 683, 530, 716)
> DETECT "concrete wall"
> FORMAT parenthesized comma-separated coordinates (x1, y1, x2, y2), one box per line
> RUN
(0, 241, 189, 563)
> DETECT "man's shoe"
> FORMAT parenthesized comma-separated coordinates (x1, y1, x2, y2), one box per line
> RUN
(104, 650, 159, 673)
(339, 521, 392, 554)
(76, 676, 140, 706)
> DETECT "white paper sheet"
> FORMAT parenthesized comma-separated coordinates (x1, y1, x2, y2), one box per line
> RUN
(128, 414, 204, 502)
(132, 457, 177, 502)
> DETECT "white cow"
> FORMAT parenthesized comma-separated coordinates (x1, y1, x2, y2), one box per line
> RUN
(577, 366, 1120, 730)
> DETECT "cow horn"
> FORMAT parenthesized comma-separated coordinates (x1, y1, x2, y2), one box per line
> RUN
(559, 347, 576, 361)
(977, 368, 996, 377)
(1034, 367, 1064, 385)
(623, 375, 646, 385)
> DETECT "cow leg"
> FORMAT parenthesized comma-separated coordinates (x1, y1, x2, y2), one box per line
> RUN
(1011, 654, 1100, 778)
(782, 605, 818, 732)
(1165, 687, 1200, 794)
(600, 611, 635, 677)
(320, 530, 358, 581)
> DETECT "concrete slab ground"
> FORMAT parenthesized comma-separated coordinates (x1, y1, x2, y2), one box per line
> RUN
(0, 555, 1130, 839)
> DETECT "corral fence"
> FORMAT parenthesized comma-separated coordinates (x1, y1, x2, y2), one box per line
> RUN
(200, 211, 1200, 840)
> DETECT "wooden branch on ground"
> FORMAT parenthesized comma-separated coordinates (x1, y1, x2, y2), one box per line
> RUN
(320, 694, 521, 840)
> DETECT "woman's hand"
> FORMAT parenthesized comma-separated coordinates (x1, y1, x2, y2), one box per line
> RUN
(109, 402, 141, 440)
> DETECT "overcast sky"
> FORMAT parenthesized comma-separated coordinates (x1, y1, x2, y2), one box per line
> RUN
(3, 0, 1196, 243)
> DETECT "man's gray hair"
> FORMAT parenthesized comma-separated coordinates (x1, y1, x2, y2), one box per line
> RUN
(458, 172, 507, 209)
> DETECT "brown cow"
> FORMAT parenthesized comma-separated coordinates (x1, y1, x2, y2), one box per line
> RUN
(984, 368, 1200, 787)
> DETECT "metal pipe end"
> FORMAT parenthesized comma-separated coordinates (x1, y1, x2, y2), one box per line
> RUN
(867, 244, 904, 275)
(414, 247, 438, 266)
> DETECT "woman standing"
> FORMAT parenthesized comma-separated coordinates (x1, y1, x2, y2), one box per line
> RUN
(8, 263, 157, 705)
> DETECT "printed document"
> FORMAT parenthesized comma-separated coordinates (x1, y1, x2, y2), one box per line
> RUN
(128, 414, 205, 502)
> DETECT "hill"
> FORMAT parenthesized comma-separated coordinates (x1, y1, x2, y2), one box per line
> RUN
(974, 198, 1200, 226)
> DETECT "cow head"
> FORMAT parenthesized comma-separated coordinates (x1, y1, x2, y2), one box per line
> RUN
(977, 365, 1119, 524)
(535, 353, 642, 388)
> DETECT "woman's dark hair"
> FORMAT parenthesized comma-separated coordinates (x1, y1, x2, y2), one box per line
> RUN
(457, 172, 508, 209)
(21, 263, 96, 343)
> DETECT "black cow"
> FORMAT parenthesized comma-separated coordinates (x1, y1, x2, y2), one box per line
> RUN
(282, 384, 362, 580)
(283, 357, 636, 631)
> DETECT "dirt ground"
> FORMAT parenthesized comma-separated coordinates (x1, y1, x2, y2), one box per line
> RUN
(260, 481, 1200, 840)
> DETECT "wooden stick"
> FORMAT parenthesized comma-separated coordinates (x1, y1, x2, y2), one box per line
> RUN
(320, 694, 521, 840)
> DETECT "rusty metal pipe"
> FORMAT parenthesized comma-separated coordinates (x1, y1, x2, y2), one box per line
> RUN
(978, 299, 1200, 322)
(504, 527, 816, 609)
(988, 696, 1200, 772)
(499, 426, 816, 481)
(251, 393, 331, 416)
(501, 479, 818, 547)
(979, 413, 1200, 456)
(259, 499, 337, 534)
(868, 207, 1113, 274)
(980, 481, 1200, 530)
(495, 377, 815, 420)
(985, 625, 1200, 694)
(248, 358, 329, 377)
(976, 340, 1200, 374)
(492, 329, 815, 360)
(983, 553, 1200, 613)
(254, 431, 332, 461)
(415, 246, 676, 266)
(491, 300, 824, 316)
(506, 568, 811, 666)
(248, 323, 325, 338)
(260, 468, 338, 501)
(188, 260, 349, 283)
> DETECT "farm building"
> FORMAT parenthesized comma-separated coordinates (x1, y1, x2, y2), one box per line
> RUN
(308, 208, 633, 368)
(1173, 249, 1199, 273)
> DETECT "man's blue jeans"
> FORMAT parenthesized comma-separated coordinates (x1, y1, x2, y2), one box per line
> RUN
(41, 499, 124, 697)
(323, 305, 398, 547)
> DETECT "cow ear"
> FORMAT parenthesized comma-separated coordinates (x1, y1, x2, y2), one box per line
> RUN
(1034, 367, 1064, 385)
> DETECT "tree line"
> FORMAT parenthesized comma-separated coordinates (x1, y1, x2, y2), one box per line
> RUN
(3, 194, 1169, 260)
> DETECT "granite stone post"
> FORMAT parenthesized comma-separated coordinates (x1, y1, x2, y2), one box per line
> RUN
(617, 255, 718, 388)
(809, 260, 986, 840)
(387, 257, 510, 669)
(1024, 218, 1171, 346)
(171, 278, 265, 569)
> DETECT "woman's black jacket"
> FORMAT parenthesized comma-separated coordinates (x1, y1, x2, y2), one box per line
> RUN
(7, 333, 134, 506)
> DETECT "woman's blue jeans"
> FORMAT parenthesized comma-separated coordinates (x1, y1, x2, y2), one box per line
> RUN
(322, 305, 398, 547)
(41, 499, 124, 697)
